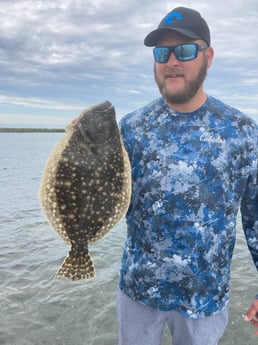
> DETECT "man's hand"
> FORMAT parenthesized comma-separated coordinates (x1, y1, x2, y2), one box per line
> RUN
(244, 298, 258, 336)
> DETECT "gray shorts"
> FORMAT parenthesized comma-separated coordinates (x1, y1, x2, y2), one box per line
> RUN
(117, 289, 228, 345)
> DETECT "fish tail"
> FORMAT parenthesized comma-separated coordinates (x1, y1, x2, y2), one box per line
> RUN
(55, 253, 96, 281)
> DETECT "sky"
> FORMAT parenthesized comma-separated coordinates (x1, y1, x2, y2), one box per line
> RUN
(0, 0, 257, 128)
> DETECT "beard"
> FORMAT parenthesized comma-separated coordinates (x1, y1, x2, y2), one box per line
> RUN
(154, 55, 208, 105)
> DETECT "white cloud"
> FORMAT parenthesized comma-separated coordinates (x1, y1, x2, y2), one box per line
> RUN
(0, 95, 82, 111)
(0, 112, 69, 128)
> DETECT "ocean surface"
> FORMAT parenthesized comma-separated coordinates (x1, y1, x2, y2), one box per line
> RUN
(0, 133, 257, 345)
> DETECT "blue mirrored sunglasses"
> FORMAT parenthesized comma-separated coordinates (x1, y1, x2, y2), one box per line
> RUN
(153, 43, 207, 63)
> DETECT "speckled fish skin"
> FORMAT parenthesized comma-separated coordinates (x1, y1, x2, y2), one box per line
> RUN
(39, 101, 131, 281)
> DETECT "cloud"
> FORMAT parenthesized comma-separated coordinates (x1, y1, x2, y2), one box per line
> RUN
(0, 95, 82, 110)
(0, 0, 257, 126)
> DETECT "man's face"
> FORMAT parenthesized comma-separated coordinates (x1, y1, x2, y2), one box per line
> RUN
(154, 32, 213, 108)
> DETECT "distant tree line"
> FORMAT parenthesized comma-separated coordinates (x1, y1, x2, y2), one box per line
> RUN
(0, 128, 65, 133)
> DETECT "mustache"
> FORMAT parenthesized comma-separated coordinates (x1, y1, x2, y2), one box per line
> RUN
(164, 68, 184, 77)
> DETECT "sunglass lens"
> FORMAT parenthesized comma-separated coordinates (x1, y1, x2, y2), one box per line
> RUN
(175, 44, 197, 61)
(153, 47, 170, 63)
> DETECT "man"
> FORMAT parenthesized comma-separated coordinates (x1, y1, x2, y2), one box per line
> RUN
(117, 6, 258, 345)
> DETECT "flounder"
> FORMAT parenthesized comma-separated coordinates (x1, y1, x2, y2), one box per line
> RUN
(39, 101, 131, 280)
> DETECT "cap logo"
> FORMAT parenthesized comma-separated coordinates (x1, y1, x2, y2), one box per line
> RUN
(164, 12, 183, 25)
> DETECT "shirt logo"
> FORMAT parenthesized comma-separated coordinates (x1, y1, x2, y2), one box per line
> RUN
(200, 132, 225, 143)
(199, 127, 225, 144)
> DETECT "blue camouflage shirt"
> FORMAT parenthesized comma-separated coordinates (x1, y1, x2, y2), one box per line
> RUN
(118, 96, 258, 319)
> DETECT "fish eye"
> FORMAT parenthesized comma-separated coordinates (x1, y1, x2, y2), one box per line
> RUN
(93, 110, 108, 120)
(102, 112, 109, 119)
(98, 109, 110, 119)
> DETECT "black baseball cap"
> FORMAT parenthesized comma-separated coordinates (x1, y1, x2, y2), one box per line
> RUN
(144, 7, 210, 47)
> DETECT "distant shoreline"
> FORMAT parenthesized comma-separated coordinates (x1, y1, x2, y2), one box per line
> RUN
(0, 128, 65, 133)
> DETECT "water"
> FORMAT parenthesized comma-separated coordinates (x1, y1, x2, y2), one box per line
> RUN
(0, 133, 257, 345)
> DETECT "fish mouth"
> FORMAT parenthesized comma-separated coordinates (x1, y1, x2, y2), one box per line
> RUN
(85, 101, 114, 115)
(77, 100, 116, 147)
(77, 121, 94, 145)
(101, 102, 115, 118)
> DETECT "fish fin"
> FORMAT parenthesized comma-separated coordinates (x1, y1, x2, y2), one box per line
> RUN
(55, 253, 96, 281)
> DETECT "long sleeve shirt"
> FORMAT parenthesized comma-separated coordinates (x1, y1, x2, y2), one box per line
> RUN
(118, 95, 258, 319)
